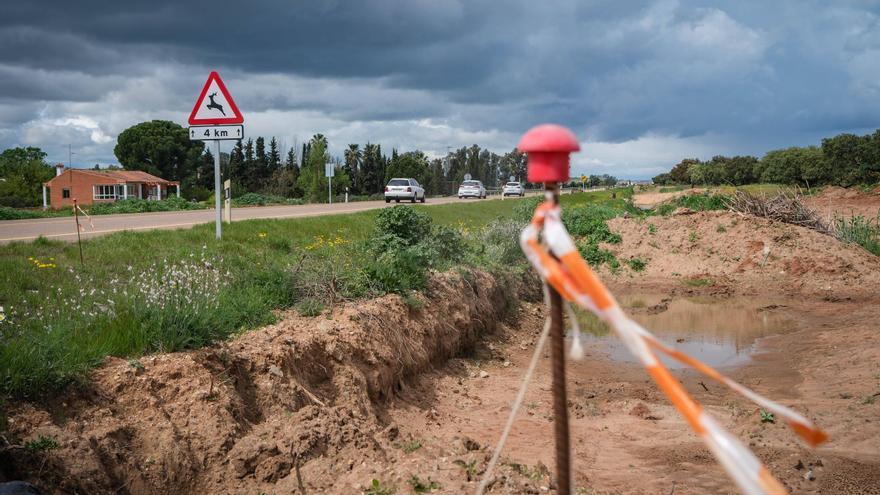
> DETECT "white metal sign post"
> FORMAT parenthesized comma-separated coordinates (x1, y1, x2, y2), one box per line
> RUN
(187, 71, 245, 239)
(325, 162, 335, 204)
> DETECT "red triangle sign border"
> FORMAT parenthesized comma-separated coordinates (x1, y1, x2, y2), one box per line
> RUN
(188, 71, 244, 125)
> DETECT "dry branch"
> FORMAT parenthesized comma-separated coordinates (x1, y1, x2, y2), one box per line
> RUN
(723, 190, 832, 235)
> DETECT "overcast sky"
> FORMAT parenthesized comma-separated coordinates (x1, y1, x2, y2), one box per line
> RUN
(2, 0, 879, 179)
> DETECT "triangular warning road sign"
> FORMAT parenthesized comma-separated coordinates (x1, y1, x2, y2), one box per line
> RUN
(188, 71, 244, 125)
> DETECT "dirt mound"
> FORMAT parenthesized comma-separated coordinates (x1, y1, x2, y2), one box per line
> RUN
(816, 186, 861, 200)
(805, 187, 880, 220)
(604, 211, 880, 297)
(2, 272, 537, 494)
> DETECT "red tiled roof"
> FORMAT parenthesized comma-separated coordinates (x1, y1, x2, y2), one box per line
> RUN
(46, 169, 178, 186)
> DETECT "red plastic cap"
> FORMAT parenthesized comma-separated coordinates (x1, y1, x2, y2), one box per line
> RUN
(517, 124, 580, 183)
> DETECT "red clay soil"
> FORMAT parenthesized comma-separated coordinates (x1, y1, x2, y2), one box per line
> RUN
(4, 211, 880, 494)
(603, 209, 880, 299)
(803, 186, 880, 221)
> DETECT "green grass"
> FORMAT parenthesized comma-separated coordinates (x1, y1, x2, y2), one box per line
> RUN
(0, 190, 620, 398)
(834, 213, 880, 256)
(626, 257, 647, 272)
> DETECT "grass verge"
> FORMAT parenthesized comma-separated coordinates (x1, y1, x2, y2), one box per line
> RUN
(0, 189, 628, 398)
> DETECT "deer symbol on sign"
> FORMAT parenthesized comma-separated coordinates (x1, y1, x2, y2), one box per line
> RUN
(206, 92, 226, 116)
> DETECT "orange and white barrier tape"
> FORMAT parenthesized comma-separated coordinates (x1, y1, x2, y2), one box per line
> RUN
(520, 195, 827, 495)
(75, 204, 95, 231)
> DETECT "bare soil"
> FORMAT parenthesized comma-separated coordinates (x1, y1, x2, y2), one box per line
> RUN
(4, 195, 880, 494)
(604, 209, 880, 298)
(803, 186, 880, 221)
(632, 188, 703, 209)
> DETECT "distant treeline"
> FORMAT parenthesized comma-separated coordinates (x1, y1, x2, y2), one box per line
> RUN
(115, 121, 536, 202)
(652, 129, 880, 187)
(1, 119, 619, 207)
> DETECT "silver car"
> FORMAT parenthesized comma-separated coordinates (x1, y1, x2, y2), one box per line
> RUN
(384, 178, 426, 203)
(458, 180, 486, 199)
(502, 181, 524, 197)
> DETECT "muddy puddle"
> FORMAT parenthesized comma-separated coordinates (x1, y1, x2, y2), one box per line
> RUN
(575, 295, 793, 368)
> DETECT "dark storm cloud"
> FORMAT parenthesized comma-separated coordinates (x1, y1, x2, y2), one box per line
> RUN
(1, 0, 879, 173)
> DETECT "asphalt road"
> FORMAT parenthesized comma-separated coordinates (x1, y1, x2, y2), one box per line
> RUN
(0, 194, 531, 244)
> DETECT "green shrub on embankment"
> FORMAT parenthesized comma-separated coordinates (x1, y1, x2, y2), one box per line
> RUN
(834, 213, 880, 256)
(654, 192, 731, 215)
(0, 189, 632, 398)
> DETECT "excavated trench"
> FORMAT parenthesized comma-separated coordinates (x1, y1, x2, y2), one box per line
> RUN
(6, 207, 880, 494)
(2, 271, 538, 494)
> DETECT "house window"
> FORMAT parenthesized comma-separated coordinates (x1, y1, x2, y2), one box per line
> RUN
(62, 188, 70, 199)
(93, 185, 117, 200)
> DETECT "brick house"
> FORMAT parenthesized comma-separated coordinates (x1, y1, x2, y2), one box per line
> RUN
(42, 165, 180, 209)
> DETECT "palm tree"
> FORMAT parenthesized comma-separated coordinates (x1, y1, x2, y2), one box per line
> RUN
(344, 144, 363, 193)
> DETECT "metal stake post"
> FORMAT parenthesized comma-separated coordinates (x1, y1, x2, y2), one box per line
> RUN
(214, 139, 222, 239)
(73, 199, 84, 266)
(546, 182, 571, 495)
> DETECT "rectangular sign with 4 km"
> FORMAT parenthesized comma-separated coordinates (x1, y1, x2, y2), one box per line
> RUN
(189, 125, 244, 141)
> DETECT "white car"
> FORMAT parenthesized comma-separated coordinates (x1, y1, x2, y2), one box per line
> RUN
(458, 180, 486, 199)
(502, 181, 524, 197)
(384, 178, 426, 203)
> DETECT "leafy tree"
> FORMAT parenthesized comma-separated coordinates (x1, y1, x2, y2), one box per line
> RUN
(499, 149, 527, 184)
(361, 143, 383, 194)
(385, 150, 429, 185)
(651, 172, 672, 185)
(759, 147, 808, 185)
(724, 156, 759, 185)
(0, 147, 54, 207)
(264, 167, 301, 198)
(298, 135, 330, 202)
(798, 146, 830, 187)
(666, 158, 700, 184)
(821, 133, 879, 186)
(114, 120, 204, 182)
(424, 158, 446, 196)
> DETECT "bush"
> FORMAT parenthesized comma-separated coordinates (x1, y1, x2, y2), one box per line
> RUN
(365, 247, 429, 293)
(373, 206, 432, 247)
(480, 219, 525, 265)
(563, 205, 622, 244)
(232, 192, 302, 206)
(365, 206, 468, 293)
(420, 225, 465, 267)
(834, 214, 880, 256)
(88, 197, 204, 215)
(676, 193, 728, 211)
(0, 206, 45, 220)
(577, 241, 619, 270)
